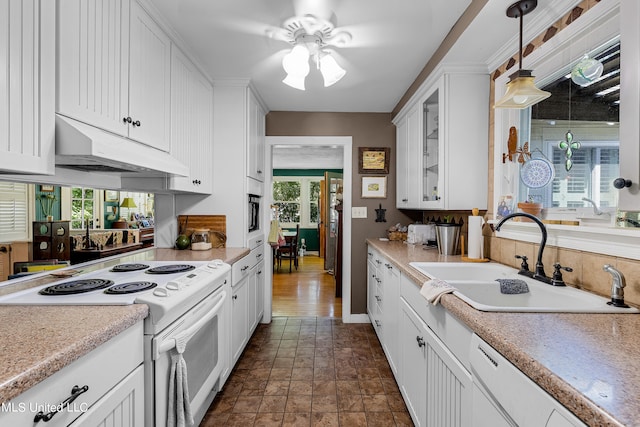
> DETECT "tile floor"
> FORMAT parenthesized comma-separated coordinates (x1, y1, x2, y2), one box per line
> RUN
(201, 317, 413, 426)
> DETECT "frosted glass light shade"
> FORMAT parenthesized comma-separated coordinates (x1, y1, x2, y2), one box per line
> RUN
(282, 73, 306, 90)
(494, 70, 551, 109)
(282, 45, 310, 76)
(319, 54, 346, 87)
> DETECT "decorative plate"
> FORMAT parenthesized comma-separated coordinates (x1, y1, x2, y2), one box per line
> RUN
(520, 158, 554, 188)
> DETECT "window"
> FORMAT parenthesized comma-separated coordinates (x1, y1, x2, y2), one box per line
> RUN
(273, 177, 321, 227)
(71, 187, 95, 229)
(0, 182, 29, 241)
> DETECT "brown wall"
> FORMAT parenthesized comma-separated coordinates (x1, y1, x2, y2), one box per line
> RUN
(266, 111, 413, 314)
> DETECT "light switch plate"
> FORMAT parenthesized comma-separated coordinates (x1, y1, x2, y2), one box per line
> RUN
(352, 207, 367, 218)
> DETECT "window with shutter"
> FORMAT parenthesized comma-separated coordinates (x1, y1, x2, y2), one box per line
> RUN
(0, 183, 29, 241)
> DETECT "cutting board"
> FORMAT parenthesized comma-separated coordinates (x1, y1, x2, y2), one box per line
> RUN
(177, 215, 227, 248)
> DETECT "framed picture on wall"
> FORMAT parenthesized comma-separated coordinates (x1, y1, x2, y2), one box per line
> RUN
(359, 147, 390, 174)
(361, 176, 387, 198)
(40, 185, 54, 192)
(105, 190, 119, 201)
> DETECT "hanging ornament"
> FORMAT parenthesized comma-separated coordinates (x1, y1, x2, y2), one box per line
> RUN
(558, 130, 581, 171)
(571, 55, 604, 86)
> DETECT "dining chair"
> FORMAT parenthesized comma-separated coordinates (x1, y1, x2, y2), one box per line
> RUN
(277, 224, 299, 273)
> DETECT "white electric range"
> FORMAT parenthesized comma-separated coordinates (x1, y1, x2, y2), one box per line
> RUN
(0, 260, 232, 427)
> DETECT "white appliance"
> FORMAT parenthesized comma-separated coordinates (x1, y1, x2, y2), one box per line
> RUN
(407, 224, 435, 245)
(469, 334, 586, 427)
(0, 260, 231, 427)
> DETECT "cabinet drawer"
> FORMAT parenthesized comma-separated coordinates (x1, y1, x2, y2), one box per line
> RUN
(0, 322, 143, 426)
(400, 274, 472, 370)
(232, 254, 252, 284)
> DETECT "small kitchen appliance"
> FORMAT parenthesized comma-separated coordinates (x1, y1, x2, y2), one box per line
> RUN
(407, 224, 435, 245)
(0, 260, 231, 427)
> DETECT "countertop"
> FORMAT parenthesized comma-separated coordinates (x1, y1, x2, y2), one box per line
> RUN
(0, 246, 250, 404)
(367, 238, 638, 427)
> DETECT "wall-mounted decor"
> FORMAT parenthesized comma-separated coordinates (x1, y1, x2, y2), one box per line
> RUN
(40, 184, 54, 192)
(105, 190, 119, 201)
(361, 176, 387, 198)
(359, 147, 390, 174)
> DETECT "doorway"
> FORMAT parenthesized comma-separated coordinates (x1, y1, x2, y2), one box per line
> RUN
(264, 137, 352, 323)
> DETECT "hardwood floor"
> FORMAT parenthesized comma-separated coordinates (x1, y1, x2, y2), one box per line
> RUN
(272, 254, 342, 318)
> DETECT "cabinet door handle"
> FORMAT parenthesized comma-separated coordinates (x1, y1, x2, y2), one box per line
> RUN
(233, 294, 238, 300)
(34, 385, 89, 422)
(402, 198, 408, 202)
(132, 120, 141, 127)
(375, 320, 381, 327)
(241, 265, 249, 272)
(257, 270, 262, 275)
(0, 246, 7, 253)
(416, 336, 425, 348)
(375, 295, 381, 302)
(123, 116, 132, 124)
(257, 169, 263, 174)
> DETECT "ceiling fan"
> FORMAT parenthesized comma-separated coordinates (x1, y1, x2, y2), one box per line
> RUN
(264, 0, 353, 90)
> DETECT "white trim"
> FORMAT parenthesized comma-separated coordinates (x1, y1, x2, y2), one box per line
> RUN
(264, 136, 353, 323)
(347, 314, 371, 324)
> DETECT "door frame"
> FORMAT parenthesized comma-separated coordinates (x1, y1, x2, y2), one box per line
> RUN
(263, 136, 354, 323)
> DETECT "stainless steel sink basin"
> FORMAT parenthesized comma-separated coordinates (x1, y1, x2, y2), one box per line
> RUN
(409, 262, 639, 313)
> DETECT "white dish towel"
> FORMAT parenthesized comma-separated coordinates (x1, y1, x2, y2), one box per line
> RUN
(167, 336, 194, 427)
(420, 278, 457, 305)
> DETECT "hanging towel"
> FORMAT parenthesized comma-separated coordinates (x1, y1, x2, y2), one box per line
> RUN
(267, 219, 280, 244)
(167, 336, 193, 427)
(420, 278, 457, 305)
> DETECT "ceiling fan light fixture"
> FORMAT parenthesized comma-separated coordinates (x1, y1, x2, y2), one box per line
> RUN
(319, 53, 346, 87)
(494, 0, 550, 109)
(494, 69, 550, 109)
(276, 14, 350, 90)
(282, 73, 307, 90)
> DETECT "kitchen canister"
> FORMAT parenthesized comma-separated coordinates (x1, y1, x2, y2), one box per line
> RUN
(190, 229, 212, 250)
(435, 223, 461, 255)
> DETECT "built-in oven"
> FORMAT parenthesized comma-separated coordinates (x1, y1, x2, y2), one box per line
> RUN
(248, 194, 261, 233)
(146, 276, 228, 427)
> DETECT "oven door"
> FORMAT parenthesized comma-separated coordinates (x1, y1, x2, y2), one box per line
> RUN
(151, 287, 227, 427)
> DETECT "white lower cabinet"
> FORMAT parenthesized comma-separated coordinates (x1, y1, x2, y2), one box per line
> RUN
(231, 246, 265, 366)
(399, 298, 472, 427)
(231, 271, 249, 366)
(381, 259, 400, 376)
(0, 322, 143, 426)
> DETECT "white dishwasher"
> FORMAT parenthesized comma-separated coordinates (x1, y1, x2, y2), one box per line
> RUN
(469, 334, 586, 427)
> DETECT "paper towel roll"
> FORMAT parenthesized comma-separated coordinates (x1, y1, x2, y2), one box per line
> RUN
(467, 216, 484, 259)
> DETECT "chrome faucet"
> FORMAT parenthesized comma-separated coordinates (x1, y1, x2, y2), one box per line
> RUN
(581, 197, 603, 215)
(603, 265, 629, 308)
(495, 212, 551, 284)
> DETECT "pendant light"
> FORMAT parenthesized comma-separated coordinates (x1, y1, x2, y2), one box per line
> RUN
(494, 0, 551, 109)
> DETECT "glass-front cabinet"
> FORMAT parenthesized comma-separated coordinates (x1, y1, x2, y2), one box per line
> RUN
(394, 70, 490, 210)
(422, 89, 441, 206)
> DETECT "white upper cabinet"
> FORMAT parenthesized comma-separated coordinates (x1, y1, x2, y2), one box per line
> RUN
(168, 47, 213, 193)
(127, 0, 171, 151)
(394, 70, 489, 210)
(247, 90, 266, 182)
(57, 0, 171, 152)
(0, 0, 55, 175)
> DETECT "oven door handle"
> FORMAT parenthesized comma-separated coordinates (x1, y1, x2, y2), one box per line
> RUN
(154, 290, 227, 360)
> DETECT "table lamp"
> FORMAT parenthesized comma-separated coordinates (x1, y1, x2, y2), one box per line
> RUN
(120, 197, 137, 221)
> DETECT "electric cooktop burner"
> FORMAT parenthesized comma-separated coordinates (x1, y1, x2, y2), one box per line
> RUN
(39, 279, 115, 296)
(145, 264, 195, 275)
(104, 281, 158, 294)
(110, 263, 150, 272)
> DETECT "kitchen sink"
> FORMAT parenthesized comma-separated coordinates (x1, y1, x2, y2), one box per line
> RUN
(409, 262, 640, 313)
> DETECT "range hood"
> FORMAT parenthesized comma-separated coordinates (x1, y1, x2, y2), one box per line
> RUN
(55, 115, 188, 176)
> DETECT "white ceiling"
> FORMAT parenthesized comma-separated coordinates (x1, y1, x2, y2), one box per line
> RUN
(148, 0, 472, 112)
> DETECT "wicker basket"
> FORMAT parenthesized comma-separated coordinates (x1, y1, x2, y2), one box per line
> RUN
(387, 231, 408, 241)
